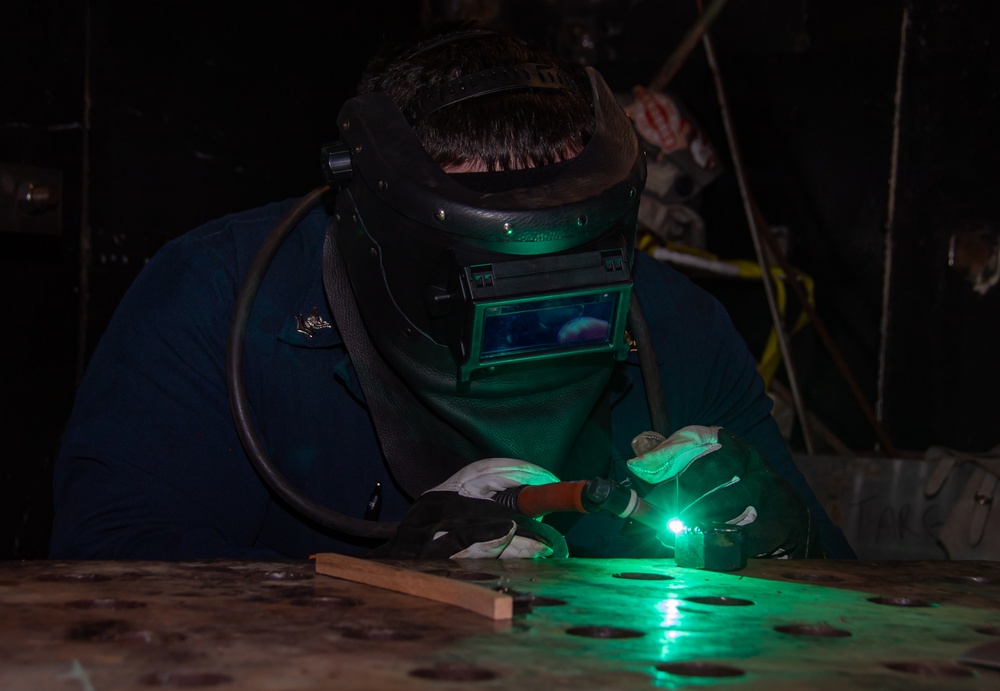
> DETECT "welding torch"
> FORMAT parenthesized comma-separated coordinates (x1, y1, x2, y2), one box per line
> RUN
(492, 477, 748, 570)
(492, 477, 678, 543)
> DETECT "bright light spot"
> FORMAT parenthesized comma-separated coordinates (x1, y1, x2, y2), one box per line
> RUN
(655, 597, 687, 658)
(655, 596, 683, 628)
(667, 518, 686, 534)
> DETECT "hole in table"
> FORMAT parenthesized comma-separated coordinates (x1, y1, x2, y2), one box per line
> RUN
(774, 623, 852, 638)
(139, 671, 235, 686)
(409, 664, 499, 681)
(779, 572, 845, 583)
(867, 596, 933, 607)
(66, 598, 147, 610)
(260, 570, 311, 581)
(683, 596, 754, 606)
(39, 573, 114, 583)
(566, 626, 645, 639)
(115, 630, 187, 645)
(883, 661, 974, 677)
(948, 575, 1000, 585)
(502, 590, 566, 614)
(259, 585, 315, 598)
(290, 595, 363, 607)
(340, 626, 422, 641)
(655, 661, 745, 678)
(67, 619, 131, 641)
(612, 572, 674, 580)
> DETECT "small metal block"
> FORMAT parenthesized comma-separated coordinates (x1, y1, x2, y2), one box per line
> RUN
(675, 524, 747, 572)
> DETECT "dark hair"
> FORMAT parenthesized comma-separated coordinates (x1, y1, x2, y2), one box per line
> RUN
(358, 29, 594, 172)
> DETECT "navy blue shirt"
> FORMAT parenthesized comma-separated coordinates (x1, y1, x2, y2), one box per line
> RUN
(50, 198, 853, 559)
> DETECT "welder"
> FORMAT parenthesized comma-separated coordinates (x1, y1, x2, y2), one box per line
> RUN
(49, 27, 854, 561)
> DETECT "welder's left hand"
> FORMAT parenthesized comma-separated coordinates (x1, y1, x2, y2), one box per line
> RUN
(627, 426, 818, 558)
(371, 459, 569, 560)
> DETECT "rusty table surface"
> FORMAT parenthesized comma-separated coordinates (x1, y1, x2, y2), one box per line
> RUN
(2, 558, 999, 690)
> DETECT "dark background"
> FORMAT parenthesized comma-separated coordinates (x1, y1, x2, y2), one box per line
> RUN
(2, 0, 997, 558)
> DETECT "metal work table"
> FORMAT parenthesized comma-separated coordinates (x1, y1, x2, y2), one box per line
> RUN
(2, 558, 999, 689)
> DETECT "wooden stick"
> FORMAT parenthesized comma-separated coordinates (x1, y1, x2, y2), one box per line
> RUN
(314, 553, 513, 621)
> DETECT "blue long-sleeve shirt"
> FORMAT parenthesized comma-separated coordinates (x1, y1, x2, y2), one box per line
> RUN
(50, 198, 853, 559)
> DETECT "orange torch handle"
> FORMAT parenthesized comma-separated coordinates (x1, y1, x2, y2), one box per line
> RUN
(513, 480, 590, 517)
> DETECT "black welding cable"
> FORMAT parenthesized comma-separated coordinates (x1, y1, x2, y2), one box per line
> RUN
(226, 185, 398, 540)
(628, 293, 670, 437)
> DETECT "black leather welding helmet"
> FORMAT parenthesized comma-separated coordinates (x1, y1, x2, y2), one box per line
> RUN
(326, 64, 646, 386)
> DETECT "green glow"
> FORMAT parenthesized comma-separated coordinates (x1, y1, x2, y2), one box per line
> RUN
(667, 518, 686, 535)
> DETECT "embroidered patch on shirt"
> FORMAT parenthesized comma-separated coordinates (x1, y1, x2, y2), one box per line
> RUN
(295, 306, 332, 337)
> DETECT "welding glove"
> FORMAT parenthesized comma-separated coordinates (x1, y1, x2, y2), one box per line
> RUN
(627, 426, 818, 558)
(371, 459, 569, 559)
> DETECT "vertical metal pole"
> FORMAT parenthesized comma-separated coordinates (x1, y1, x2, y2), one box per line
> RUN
(700, 30, 816, 454)
(649, 0, 730, 93)
(876, 3, 911, 443)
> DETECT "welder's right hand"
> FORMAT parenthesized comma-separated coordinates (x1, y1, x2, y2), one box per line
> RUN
(627, 426, 818, 558)
(370, 459, 569, 560)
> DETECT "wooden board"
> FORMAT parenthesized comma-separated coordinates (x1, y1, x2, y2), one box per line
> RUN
(314, 552, 513, 620)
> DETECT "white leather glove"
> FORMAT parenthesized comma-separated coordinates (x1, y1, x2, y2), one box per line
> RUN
(373, 459, 569, 559)
(627, 425, 817, 558)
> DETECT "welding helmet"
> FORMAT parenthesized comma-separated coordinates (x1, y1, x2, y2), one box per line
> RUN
(325, 63, 645, 388)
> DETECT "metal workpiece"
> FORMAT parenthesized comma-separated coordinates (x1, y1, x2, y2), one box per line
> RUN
(674, 522, 748, 571)
(2, 558, 999, 689)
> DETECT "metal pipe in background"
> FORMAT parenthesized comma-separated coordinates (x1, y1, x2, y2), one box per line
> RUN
(698, 25, 816, 455)
(876, 4, 911, 449)
(696, 1, 901, 457)
(648, 0, 730, 93)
